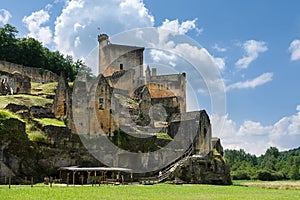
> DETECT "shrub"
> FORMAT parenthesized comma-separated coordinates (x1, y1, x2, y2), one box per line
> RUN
(231, 170, 251, 180)
(255, 169, 285, 181)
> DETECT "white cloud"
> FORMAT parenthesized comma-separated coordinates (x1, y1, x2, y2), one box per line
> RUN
(74, 36, 81, 47)
(160, 18, 202, 35)
(22, 9, 53, 45)
(119, 0, 154, 26)
(289, 39, 300, 61)
(213, 57, 226, 71)
(0, 9, 12, 25)
(158, 18, 202, 45)
(213, 104, 300, 155)
(238, 120, 272, 136)
(212, 43, 227, 52)
(54, 0, 154, 58)
(227, 72, 273, 91)
(73, 23, 85, 32)
(235, 40, 268, 69)
(150, 49, 177, 67)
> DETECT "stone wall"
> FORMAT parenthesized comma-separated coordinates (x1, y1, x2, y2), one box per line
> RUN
(169, 110, 212, 155)
(149, 73, 186, 113)
(0, 70, 31, 94)
(0, 60, 58, 83)
(53, 74, 71, 117)
(98, 34, 144, 78)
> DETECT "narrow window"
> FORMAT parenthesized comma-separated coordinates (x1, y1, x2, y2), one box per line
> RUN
(99, 97, 104, 110)
(120, 64, 123, 70)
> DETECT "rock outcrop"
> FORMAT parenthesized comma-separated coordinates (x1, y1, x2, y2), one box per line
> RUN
(169, 150, 232, 185)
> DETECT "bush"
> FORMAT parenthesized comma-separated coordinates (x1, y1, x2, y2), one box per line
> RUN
(231, 170, 251, 180)
(255, 169, 285, 181)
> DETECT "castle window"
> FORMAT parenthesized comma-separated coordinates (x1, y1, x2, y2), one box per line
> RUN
(99, 97, 104, 110)
(120, 63, 123, 70)
(204, 127, 207, 137)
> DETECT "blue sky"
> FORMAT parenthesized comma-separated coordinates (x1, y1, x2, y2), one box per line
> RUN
(1, 0, 300, 155)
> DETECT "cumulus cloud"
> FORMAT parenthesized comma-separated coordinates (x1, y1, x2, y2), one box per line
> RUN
(150, 49, 177, 67)
(289, 39, 300, 61)
(54, 0, 154, 59)
(227, 72, 273, 91)
(160, 18, 202, 35)
(235, 40, 268, 69)
(213, 104, 300, 155)
(158, 18, 202, 45)
(213, 57, 226, 71)
(22, 9, 53, 45)
(212, 43, 227, 52)
(0, 9, 12, 25)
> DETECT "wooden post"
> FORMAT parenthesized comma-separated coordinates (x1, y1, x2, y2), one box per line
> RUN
(31, 177, 33, 187)
(80, 174, 84, 186)
(87, 171, 91, 186)
(59, 170, 62, 182)
(67, 173, 69, 186)
(50, 177, 53, 187)
(73, 171, 75, 185)
(8, 176, 11, 189)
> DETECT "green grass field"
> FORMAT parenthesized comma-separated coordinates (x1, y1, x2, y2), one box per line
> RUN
(0, 94, 52, 109)
(0, 183, 299, 200)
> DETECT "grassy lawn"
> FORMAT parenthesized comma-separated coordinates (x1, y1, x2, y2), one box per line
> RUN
(34, 118, 66, 127)
(0, 109, 23, 121)
(0, 184, 299, 200)
(0, 94, 52, 109)
(31, 82, 57, 95)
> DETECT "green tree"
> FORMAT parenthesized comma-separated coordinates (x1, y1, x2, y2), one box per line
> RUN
(17, 37, 46, 68)
(0, 24, 83, 81)
(0, 24, 19, 62)
(289, 165, 300, 180)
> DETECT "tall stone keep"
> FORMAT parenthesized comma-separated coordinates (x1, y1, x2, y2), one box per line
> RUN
(98, 33, 144, 78)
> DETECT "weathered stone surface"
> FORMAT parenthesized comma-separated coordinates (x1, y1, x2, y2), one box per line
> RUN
(169, 151, 232, 185)
(0, 70, 31, 94)
(0, 117, 103, 183)
(0, 60, 58, 83)
(43, 125, 71, 147)
(30, 105, 54, 118)
(5, 103, 29, 113)
(53, 73, 70, 117)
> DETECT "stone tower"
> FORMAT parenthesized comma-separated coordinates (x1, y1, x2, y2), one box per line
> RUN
(98, 34, 110, 75)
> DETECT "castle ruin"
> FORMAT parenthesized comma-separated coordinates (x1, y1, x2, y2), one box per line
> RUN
(70, 34, 231, 184)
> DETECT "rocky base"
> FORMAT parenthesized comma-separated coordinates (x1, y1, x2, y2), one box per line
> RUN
(169, 150, 232, 185)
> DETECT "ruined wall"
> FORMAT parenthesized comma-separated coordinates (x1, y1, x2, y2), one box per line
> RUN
(94, 75, 114, 135)
(0, 61, 58, 83)
(0, 70, 31, 94)
(149, 73, 186, 113)
(53, 74, 71, 118)
(169, 110, 212, 155)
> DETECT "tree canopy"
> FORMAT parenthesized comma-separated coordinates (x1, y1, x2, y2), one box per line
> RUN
(0, 24, 89, 81)
(224, 146, 300, 180)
